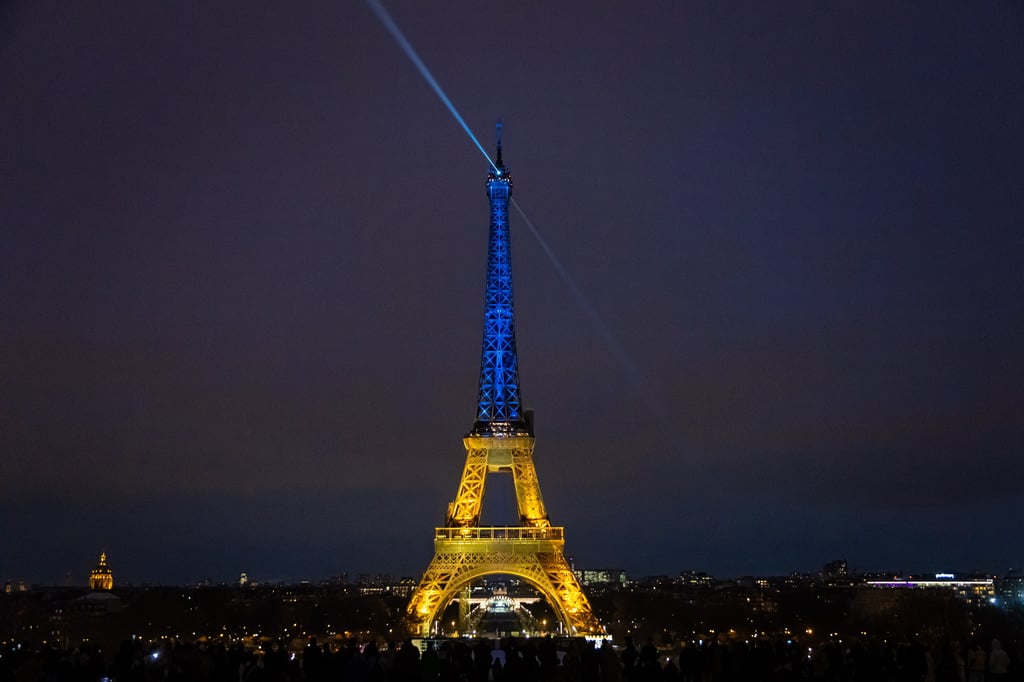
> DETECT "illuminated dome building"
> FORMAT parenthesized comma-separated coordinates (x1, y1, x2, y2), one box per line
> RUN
(89, 552, 114, 591)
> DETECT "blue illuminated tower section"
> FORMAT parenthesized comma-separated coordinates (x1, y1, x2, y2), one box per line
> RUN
(473, 123, 527, 436)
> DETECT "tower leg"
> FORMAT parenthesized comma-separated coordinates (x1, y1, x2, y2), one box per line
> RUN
(458, 584, 471, 634)
(510, 444, 549, 526)
(447, 446, 489, 526)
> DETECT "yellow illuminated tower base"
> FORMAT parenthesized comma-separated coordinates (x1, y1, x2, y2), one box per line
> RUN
(405, 435, 603, 637)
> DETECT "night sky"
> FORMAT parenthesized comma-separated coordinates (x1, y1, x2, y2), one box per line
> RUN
(2, 1, 1022, 586)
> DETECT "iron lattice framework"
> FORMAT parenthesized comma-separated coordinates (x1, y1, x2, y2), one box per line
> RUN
(405, 126, 603, 638)
(473, 127, 523, 435)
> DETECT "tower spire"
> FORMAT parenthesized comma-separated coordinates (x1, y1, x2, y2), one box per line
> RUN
(474, 121, 524, 435)
(495, 120, 503, 168)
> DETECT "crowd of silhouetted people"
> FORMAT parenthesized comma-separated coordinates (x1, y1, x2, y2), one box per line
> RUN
(0, 634, 1019, 681)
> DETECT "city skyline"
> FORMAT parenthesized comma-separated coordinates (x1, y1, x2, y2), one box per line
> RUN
(8, 549, 1018, 590)
(2, 1, 1023, 584)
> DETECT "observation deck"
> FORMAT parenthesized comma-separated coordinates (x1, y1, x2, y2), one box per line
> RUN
(434, 526, 565, 553)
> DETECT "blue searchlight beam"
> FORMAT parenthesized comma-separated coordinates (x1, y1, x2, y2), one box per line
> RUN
(364, 0, 671, 429)
(363, 0, 496, 173)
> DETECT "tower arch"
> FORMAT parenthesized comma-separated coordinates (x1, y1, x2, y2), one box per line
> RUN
(410, 557, 594, 636)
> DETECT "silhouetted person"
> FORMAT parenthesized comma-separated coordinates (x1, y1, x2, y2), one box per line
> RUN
(620, 637, 638, 680)
(967, 642, 986, 682)
(988, 639, 1010, 680)
(661, 657, 679, 682)
(579, 639, 600, 682)
(421, 641, 439, 682)
(599, 640, 621, 682)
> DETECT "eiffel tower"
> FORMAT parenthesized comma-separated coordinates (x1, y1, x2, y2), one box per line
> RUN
(405, 125, 604, 637)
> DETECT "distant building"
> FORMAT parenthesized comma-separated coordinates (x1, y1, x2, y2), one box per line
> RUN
(89, 552, 114, 591)
(823, 560, 848, 578)
(679, 571, 713, 588)
(394, 577, 418, 598)
(734, 576, 770, 589)
(865, 573, 994, 608)
(577, 569, 628, 588)
(319, 572, 351, 586)
(997, 572, 1024, 608)
(74, 590, 122, 614)
(354, 575, 417, 597)
(358, 573, 393, 587)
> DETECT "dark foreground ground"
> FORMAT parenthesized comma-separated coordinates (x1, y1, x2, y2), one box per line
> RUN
(2, 633, 1022, 682)
(3, 582, 1024, 680)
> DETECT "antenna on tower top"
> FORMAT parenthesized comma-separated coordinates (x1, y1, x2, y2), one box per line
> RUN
(495, 120, 504, 167)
